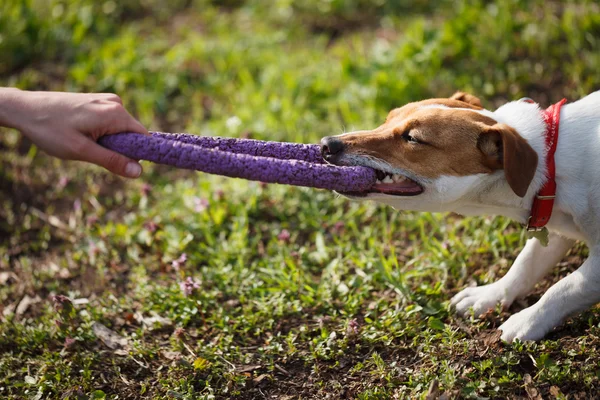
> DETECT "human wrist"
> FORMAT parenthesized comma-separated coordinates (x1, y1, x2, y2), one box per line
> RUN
(0, 88, 30, 131)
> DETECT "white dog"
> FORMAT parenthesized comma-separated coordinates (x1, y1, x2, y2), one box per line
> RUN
(321, 91, 600, 342)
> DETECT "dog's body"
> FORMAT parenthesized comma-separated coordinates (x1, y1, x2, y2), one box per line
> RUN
(321, 91, 600, 341)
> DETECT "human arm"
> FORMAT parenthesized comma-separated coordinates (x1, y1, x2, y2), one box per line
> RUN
(0, 88, 149, 178)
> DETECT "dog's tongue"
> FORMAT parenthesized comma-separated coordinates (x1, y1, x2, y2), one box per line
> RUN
(371, 180, 422, 194)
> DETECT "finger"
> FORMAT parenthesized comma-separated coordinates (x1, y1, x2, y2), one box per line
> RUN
(84, 140, 143, 178)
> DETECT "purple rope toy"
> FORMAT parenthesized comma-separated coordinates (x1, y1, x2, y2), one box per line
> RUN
(99, 132, 377, 192)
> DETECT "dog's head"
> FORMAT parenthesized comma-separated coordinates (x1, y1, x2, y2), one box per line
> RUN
(321, 92, 538, 211)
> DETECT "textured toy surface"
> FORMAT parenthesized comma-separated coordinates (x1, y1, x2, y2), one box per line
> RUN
(99, 132, 377, 192)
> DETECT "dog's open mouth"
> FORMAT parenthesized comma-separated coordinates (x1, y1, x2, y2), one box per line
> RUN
(343, 169, 424, 197)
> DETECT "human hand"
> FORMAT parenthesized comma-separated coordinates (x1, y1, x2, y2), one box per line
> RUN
(0, 89, 149, 178)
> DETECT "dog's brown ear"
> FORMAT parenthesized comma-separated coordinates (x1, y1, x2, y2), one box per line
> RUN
(450, 91, 482, 108)
(478, 124, 538, 197)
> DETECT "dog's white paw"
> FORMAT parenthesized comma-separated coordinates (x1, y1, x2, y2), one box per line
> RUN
(450, 282, 513, 317)
(499, 307, 551, 342)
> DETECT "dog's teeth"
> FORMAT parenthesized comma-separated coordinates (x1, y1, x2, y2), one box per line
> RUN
(382, 176, 394, 183)
(392, 174, 406, 182)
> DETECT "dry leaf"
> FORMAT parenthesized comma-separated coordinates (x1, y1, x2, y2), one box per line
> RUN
(135, 311, 172, 329)
(523, 374, 542, 400)
(0, 271, 19, 285)
(16, 295, 42, 316)
(92, 322, 129, 350)
(236, 365, 262, 373)
(253, 374, 269, 384)
(549, 386, 562, 397)
(274, 364, 290, 376)
(2, 301, 17, 317)
(439, 392, 451, 400)
(161, 351, 182, 361)
(72, 298, 89, 306)
(482, 329, 502, 347)
(425, 379, 440, 400)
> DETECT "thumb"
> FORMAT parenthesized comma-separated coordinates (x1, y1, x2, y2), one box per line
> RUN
(84, 140, 143, 178)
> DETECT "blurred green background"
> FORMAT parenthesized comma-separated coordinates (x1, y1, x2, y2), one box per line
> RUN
(2, 0, 600, 399)
(3, 0, 599, 141)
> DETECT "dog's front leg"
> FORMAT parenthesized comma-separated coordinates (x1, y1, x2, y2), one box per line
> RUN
(500, 249, 600, 342)
(451, 233, 574, 317)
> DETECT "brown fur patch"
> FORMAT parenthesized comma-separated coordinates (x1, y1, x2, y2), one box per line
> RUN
(480, 124, 538, 197)
(343, 106, 498, 180)
(450, 91, 483, 108)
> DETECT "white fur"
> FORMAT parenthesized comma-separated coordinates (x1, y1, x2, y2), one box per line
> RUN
(339, 91, 600, 341)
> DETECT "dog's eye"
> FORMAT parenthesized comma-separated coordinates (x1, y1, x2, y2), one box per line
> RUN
(401, 130, 420, 144)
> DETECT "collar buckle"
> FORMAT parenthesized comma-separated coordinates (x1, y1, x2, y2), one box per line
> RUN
(526, 222, 550, 246)
(526, 216, 545, 232)
(535, 194, 556, 200)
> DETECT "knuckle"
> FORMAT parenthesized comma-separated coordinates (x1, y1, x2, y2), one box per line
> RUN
(102, 103, 127, 123)
(104, 152, 126, 172)
(98, 93, 123, 104)
(107, 94, 123, 104)
(104, 101, 123, 112)
(105, 151, 123, 165)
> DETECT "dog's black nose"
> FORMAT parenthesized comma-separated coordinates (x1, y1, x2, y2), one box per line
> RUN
(320, 136, 345, 161)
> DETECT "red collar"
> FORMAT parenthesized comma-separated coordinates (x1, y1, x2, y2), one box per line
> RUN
(526, 98, 567, 231)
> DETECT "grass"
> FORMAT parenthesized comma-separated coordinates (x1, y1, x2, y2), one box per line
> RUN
(2, 0, 600, 398)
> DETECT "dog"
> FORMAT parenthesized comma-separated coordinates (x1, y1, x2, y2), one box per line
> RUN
(320, 91, 600, 342)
